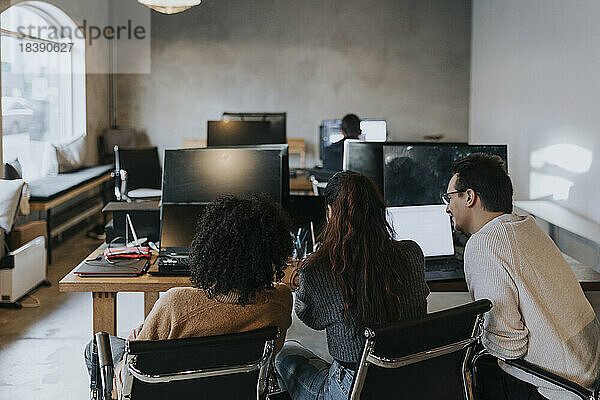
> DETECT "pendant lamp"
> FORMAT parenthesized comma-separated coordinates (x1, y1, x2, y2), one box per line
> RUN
(138, 0, 201, 14)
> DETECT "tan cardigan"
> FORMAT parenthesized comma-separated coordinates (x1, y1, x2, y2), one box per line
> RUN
(114, 284, 293, 397)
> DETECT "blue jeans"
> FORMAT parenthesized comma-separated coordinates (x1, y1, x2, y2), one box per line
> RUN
(275, 340, 355, 400)
(84, 335, 127, 392)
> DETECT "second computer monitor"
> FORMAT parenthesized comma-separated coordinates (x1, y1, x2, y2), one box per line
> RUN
(207, 121, 284, 146)
(162, 146, 288, 205)
(222, 112, 286, 144)
(383, 143, 508, 206)
(342, 140, 386, 192)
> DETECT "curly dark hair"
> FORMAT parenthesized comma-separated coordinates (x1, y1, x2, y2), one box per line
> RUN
(189, 194, 293, 306)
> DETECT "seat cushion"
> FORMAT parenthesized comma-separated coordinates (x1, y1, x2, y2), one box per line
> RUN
(29, 165, 112, 201)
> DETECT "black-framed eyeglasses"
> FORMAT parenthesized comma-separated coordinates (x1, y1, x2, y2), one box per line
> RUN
(441, 190, 466, 205)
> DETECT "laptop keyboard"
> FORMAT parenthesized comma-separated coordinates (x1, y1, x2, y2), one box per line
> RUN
(426, 257, 462, 271)
(157, 256, 191, 275)
(425, 257, 464, 281)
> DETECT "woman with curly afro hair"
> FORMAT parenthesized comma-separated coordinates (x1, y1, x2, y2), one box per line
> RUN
(84, 194, 294, 399)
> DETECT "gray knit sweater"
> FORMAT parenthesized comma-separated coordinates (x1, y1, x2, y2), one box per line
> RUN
(295, 240, 429, 363)
(465, 214, 600, 400)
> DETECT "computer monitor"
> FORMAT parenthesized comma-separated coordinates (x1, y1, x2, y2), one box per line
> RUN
(319, 120, 344, 159)
(360, 119, 387, 142)
(319, 118, 387, 161)
(207, 121, 277, 147)
(221, 112, 287, 144)
(159, 204, 205, 249)
(342, 140, 386, 193)
(383, 143, 508, 206)
(162, 146, 288, 206)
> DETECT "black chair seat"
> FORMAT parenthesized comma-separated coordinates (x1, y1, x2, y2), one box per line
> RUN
(96, 326, 279, 400)
(350, 299, 492, 400)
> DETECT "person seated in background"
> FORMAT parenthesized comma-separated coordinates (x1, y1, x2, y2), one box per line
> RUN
(443, 153, 600, 400)
(322, 113, 362, 171)
(84, 194, 294, 399)
(275, 171, 429, 400)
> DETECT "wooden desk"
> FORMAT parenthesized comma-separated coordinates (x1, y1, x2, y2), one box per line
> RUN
(61, 245, 600, 335)
(59, 246, 190, 335)
(59, 247, 301, 335)
(425, 253, 600, 292)
(289, 174, 314, 193)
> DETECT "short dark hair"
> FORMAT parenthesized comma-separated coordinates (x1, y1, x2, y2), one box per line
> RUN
(451, 153, 513, 214)
(189, 194, 293, 306)
(341, 114, 361, 138)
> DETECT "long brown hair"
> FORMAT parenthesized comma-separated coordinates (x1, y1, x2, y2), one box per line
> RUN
(309, 171, 408, 332)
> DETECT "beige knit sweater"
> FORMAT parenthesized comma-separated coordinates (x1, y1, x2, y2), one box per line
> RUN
(114, 284, 292, 398)
(465, 214, 600, 400)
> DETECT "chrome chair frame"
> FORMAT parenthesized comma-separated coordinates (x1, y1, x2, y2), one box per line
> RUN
(120, 339, 275, 400)
(350, 306, 488, 400)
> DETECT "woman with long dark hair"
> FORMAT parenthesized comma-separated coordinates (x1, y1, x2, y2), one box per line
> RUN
(274, 171, 429, 400)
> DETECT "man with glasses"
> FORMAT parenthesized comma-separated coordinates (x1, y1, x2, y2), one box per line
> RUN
(443, 153, 600, 400)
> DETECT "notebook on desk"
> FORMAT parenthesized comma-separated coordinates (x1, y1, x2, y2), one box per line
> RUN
(386, 205, 464, 281)
(74, 257, 149, 277)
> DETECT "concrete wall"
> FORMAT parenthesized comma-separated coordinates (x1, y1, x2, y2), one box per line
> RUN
(471, 0, 600, 224)
(117, 0, 472, 166)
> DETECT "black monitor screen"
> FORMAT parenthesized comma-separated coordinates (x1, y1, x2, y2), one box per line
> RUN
(222, 112, 286, 144)
(160, 204, 205, 249)
(342, 141, 386, 193)
(162, 147, 285, 204)
(118, 147, 161, 190)
(208, 120, 284, 146)
(383, 144, 508, 206)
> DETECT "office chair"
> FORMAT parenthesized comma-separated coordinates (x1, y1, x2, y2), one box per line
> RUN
(113, 146, 162, 201)
(349, 299, 492, 400)
(95, 326, 279, 400)
(471, 349, 600, 400)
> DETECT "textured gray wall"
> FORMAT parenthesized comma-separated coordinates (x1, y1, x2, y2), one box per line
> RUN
(471, 0, 600, 223)
(117, 0, 471, 166)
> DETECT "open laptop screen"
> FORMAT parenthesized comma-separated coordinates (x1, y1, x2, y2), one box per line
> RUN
(160, 204, 206, 250)
(386, 205, 454, 257)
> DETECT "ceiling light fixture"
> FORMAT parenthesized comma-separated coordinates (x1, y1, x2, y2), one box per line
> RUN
(138, 0, 201, 15)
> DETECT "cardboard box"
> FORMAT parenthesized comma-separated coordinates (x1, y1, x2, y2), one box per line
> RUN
(10, 221, 47, 251)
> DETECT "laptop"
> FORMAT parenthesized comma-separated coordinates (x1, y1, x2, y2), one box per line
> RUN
(153, 204, 206, 276)
(386, 205, 464, 281)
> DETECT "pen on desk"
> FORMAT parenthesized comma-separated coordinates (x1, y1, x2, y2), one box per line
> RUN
(310, 221, 317, 252)
(301, 230, 309, 246)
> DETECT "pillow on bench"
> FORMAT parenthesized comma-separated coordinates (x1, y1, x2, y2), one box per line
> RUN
(3, 159, 23, 180)
(54, 136, 86, 173)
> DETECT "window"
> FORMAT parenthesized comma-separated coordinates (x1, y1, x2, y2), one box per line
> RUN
(1, 1, 85, 180)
